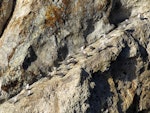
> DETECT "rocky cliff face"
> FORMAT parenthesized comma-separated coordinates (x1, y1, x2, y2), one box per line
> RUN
(0, 0, 150, 113)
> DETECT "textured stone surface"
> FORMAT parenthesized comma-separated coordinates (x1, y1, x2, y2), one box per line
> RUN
(0, 0, 15, 36)
(0, 0, 150, 113)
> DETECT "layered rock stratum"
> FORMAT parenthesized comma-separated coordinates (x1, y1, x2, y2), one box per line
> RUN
(0, 0, 150, 113)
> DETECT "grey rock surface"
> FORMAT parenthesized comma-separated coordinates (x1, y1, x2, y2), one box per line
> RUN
(0, 0, 150, 113)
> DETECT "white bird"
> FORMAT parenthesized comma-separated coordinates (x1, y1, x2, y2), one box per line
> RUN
(67, 54, 73, 59)
(80, 46, 89, 58)
(80, 45, 86, 52)
(50, 67, 57, 76)
(101, 34, 106, 38)
(13, 96, 18, 103)
(25, 84, 30, 90)
(17, 66, 21, 70)
(125, 19, 129, 22)
(47, 72, 51, 76)
(27, 90, 32, 96)
(137, 14, 141, 19)
(65, 65, 72, 70)
(53, 67, 57, 72)
(137, 14, 146, 20)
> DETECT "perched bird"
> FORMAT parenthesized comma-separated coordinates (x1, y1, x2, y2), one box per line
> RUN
(67, 54, 74, 59)
(51, 71, 56, 76)
(122, 19, 130, 28)
(67, 58, 77, 65)
(26, 90, 32, 96)
(80, 46, 89, 58)
(122, 24, 127, 28)
(125, 19, 129, 22)
(25, 84, 30, 90)
(17, 66, 21, 70)
(50, 67, 57, 76)
(53, 67, 57, 72)
(100, 34, 106, 38)
(65, 65, 72, 70)
(137, 14, 147, 20)
(47, 72, 51, 76)
(80, 45, 86, 51)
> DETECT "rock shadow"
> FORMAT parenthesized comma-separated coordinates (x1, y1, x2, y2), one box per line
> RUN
(110, 45, 137, 82)
(88, 71, 113, 113)
(109, 0, 131, 26)
(109, 45, 138, 113)
(22, 46, 37, 70)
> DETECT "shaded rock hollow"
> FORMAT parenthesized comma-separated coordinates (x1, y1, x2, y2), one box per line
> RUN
(0, 0, 150, 113)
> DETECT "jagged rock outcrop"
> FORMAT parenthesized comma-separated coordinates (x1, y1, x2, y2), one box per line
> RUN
(0, 0, 150, 113)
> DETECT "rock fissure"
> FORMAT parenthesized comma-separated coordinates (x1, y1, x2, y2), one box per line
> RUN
(0, 0, 17, 37)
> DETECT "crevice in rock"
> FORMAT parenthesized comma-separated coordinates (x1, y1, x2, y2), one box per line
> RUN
(0, 77, 23, 104)
(80, 68, 89, 85)
(111, 56, 137, 81)
(22, 46, 37, 70)
(54, 39, 68, 67)
(117, 45, 130, 60)
(110, 47, 138, 112)
(23, 71, 39, 85)
(126, 94, 140, 113)
(88, 71, 112, 113)
(108, 0, 131, 26)
(138, 109, 150, 113)
(133, 38, 148, 62)
(0, 0, 4, 7)
(0, 0, 17, 37)
(57, 44, 68, 61)
(125, 31, 149, 62)
(116, 93, 124, 113)
(83, 18, 94, 44)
